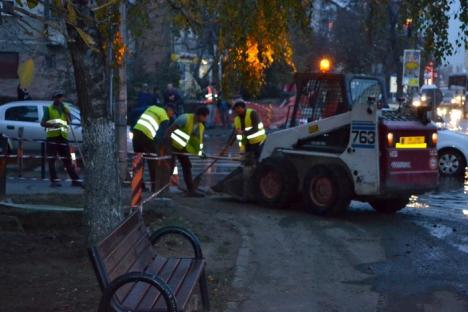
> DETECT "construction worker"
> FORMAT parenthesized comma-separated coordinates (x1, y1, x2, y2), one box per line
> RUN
(132, 104, 176, 192)
(204, 83, 218, 128)
(167, 106, 209, 197)
(229, 100, 267, 162)
(41, 93, 82, 187)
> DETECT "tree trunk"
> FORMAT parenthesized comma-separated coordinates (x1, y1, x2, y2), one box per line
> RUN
(66, 13, 123, 245)
(82, 118, 122, 245)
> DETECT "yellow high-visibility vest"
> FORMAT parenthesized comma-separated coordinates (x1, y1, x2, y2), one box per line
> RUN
(234, 108, 266, 152)
(171, 114, 205, 155)
(45, 105, 69, 139)
(133, 106, 169, 140)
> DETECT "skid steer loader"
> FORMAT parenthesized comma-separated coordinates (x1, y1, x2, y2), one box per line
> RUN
(214, 72, 439, 215)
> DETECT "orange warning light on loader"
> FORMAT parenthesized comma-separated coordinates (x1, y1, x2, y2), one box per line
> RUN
(319, 58, 331, 73)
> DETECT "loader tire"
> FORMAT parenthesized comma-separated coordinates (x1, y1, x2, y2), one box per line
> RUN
(369, 197, 409, 214)
(303, 165, 352, 216)
(254, 157, 298, 209)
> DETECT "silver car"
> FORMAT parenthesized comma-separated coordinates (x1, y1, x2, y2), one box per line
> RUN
(0, 100, 133, 153)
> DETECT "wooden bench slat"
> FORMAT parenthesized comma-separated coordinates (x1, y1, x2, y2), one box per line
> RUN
(122, 255, 169, 309)
(97, 211, 141, 256)
(101, 225, 149, 276)
(152, 258, 193, 309)
(115, 244, 155, 303)
(154, 259, 205, 310)
(134, 258, 182, 310)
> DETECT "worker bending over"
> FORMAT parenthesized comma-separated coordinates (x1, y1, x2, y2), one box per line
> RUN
(167, 106, 209, 197)
(132, 104, 175, 192)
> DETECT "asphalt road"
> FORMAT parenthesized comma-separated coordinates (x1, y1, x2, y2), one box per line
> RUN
(186, 195, 468, 312)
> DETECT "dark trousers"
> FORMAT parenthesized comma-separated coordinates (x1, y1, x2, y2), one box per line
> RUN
(46, 137, 80, 182)
(244, 143, 262, 166)
(132, 129, 159, 192)
(173, 154, 194, 191)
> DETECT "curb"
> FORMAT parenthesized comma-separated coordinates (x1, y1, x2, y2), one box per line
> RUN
(225, 222, 252, 312)
(0, 201, 83, 212)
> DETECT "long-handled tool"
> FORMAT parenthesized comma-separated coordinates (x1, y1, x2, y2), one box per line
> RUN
(192, 143, 232, 189)
(69, 124, 86, 166)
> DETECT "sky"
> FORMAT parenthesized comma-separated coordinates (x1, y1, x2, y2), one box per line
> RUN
(446, 0, 466, 70)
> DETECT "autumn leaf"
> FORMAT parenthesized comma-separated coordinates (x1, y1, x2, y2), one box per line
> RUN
(74, 26, 96, 47)
(26, 0, 38, 9)
(67, 0, 77, 25)
(91, 0, 119, 12)
(17, 59, 35, 88)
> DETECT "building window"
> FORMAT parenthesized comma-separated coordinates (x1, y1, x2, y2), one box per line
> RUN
(0, 1, 15, 15)
(5, 106, 39, 122)
(0, 52, 19, 79)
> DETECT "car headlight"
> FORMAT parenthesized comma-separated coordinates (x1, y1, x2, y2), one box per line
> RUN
(412, 99, 421, 107)
(437, 107, 447, 116)
(449, 109, 462, 125)
(421, 95, 427, 102)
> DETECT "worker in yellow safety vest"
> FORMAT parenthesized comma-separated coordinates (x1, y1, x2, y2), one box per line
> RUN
(228, 100, 267, 161)
(167, 106, 209, 197)
(41, 93, 82, 188)
(132, 104, 176, 192)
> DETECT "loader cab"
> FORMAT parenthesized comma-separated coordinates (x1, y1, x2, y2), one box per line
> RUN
(289, 73, 386, 154)
(290, 73, 387, 126)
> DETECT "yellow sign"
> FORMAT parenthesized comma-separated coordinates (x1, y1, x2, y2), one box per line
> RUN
(402, 49, 421, 87)
(17, 59, 35, 88)
(308, 124, 319, 133)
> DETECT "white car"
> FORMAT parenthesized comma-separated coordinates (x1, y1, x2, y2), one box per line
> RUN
(437, 129, 468, 177)
(0, 100, 133, 153)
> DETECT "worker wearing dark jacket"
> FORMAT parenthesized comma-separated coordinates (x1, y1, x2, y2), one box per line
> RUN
(229, 100, 267, 158)
(167, 106, 209, 197)
(132, 104, 175, 192)
(41, 93, 82, 187)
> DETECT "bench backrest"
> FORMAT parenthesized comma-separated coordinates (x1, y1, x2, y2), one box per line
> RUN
(89, 210, 156, 301)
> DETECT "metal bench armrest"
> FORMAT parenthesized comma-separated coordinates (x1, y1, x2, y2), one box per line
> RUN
(150, 226, 203, 259)
(98, 272, 178, 312)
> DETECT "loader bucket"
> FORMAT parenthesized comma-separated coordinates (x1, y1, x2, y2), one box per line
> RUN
(211, 165, 256, 201)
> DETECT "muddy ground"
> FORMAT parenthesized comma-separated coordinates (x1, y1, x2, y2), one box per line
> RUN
(0, 194, 241, 312)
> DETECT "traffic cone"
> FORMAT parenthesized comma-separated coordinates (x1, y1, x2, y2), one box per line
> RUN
(170, 166, 179, 186)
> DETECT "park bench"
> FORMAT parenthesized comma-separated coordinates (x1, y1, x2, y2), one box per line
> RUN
(88, 210, 210, 312)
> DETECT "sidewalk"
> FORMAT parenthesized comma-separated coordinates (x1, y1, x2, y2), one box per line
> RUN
(6, 178, 84, 195)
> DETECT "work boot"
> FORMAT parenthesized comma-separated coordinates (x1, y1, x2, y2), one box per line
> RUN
(186, 189, 205, 197)
(71, 180, 84, 188)
(50, 181, 62, 187)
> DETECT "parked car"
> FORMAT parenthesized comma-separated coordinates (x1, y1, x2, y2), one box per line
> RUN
(437, 127, 468, 177)
(0, 100, 133, 154)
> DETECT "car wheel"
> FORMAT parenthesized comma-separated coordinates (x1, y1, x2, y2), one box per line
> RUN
(438, 149, 466, 177)
(254, 157, 298, 209)
(303, 165, 352, 216)
(369, 197, 409, 214)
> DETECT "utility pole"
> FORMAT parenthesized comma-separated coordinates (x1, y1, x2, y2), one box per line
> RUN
(116, 0, 128, 181)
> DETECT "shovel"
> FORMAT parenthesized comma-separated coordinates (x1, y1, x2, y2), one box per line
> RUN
(192, 143, 231, 189)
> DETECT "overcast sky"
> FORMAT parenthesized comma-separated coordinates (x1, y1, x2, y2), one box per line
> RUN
(446, 0, 465, 69)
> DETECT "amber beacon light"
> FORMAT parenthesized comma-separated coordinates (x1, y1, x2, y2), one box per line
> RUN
(319, 58, 331, 73)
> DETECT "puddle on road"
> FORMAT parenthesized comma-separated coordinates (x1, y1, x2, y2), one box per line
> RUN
(406, 177, 468, 220)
